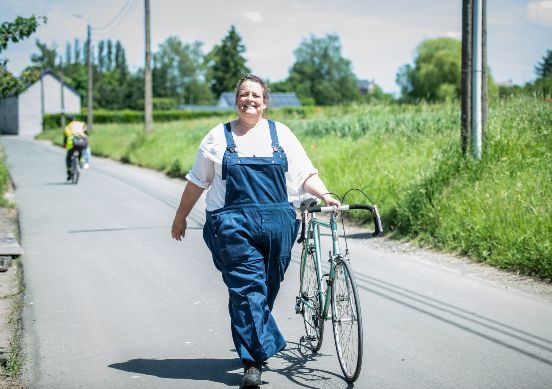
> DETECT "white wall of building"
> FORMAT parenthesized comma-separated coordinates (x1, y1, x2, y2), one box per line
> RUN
(0, 72, 81, 136)
(18, 78, 43, 136)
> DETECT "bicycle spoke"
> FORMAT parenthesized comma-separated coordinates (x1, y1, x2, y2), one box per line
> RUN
(298, 246, 324, 351)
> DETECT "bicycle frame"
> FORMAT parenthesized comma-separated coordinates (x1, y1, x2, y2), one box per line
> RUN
(300, 210, 343, 322)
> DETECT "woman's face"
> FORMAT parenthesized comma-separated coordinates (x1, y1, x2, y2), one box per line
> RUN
(236, 80, 266, 118)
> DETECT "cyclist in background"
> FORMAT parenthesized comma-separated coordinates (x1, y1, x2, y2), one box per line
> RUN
(63, 115, 90, 181)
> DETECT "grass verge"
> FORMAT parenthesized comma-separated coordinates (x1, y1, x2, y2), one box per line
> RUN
(37, 96, 552, 279)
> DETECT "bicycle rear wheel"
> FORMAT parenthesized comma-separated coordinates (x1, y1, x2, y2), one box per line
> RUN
(331, 258, 363, 382)
(71, 157, 79, 184)
(299, 245, 324, 351)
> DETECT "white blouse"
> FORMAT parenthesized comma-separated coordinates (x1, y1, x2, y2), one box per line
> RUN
(186, 119, 318, 211)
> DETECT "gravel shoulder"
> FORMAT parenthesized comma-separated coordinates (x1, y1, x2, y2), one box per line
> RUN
(0, 205, 23, 389)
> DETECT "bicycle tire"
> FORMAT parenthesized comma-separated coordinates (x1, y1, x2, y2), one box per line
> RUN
(71, 157, 79, 184)
(331, 258, 363, 382)
(299, 245, 324, 351)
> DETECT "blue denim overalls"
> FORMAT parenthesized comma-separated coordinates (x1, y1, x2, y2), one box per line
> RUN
(203, 120, 300, 364)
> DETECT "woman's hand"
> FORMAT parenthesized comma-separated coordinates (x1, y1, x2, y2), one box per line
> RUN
(303, 174, 341, 208)
(171, 182, 205, 242)
(171, 216, 187, 241)
(322, 194, 341, 207)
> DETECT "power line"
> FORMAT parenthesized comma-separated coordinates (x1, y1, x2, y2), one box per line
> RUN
(93, 0, 134, 31)
(93, 0, 139, 38)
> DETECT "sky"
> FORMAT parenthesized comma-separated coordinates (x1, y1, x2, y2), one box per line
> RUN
(2, 0, 552, 94)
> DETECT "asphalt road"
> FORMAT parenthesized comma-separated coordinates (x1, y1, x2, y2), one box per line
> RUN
(2, 136, 552, 389)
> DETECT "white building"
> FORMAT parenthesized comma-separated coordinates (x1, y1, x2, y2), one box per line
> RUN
(0, 70, 81, 136)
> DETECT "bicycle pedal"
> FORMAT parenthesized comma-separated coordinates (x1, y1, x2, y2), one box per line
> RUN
(294, 296, 303, 314)
(300, 335, 318, 343)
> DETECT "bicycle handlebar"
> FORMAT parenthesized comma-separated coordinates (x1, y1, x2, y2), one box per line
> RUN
(296, 204, 383, 243)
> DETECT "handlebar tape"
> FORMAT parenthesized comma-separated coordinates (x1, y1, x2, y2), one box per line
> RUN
(304, 204, 384, 237)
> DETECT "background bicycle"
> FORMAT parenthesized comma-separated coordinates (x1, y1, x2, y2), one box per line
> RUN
(295, 192, 383, 382)
(67, 134, 88, 184)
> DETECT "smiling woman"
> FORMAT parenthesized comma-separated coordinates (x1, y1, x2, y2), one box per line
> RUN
(171, 74, 340, 387)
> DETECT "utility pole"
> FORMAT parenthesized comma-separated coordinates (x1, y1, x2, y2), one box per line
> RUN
(87, 22, 94, 131)
(40, 69, 45, 132)
(461, 0, 473, 155)
(481, 0, 488, 142)
(144, 0, 153, 134)
(60, 57, 66, 129)
(472, 0, 483, 160)
(461, 0, 487, 160)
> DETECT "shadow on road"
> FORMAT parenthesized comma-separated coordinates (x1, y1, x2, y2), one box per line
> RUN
(269, 342, 353, 389)
(108, 343, 352, 388)
(108, 357, 243, 385)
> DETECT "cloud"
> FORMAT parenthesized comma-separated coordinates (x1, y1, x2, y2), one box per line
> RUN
(243, 11, 264, 24)
(527, 0, 552, 24)
(444, 31, 461, 40)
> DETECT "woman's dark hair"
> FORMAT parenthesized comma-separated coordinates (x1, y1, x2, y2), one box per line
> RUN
(234, 74, 270, 108)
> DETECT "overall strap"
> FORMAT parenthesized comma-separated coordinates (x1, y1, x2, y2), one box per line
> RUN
(223, 122, 236, 152)
(222, 122, 236, 180)
(268, 120, 281, 152)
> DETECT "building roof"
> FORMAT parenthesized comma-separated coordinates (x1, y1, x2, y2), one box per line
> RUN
(357, 79, 376, 95)
(1, 69, 81, 99)
(217, 92, 302, 108)
(39, 69, 81, 97)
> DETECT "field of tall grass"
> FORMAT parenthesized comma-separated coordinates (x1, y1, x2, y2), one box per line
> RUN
(38, 96, 552, 279)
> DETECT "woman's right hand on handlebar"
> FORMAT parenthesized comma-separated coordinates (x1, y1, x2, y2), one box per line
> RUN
(322, 194, 341, 208)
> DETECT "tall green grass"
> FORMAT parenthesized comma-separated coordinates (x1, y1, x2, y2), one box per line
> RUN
(37, 97, 552, 279)
(0, 146, 12, 207)
(392, 97, 552, 277)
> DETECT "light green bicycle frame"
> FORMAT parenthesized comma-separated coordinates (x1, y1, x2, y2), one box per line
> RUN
(300, 211, 343, 321)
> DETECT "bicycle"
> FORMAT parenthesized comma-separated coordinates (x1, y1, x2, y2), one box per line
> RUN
(294, 194, 383, 382)
(68, 135, 88, 185)
(69, 151, 80, 184)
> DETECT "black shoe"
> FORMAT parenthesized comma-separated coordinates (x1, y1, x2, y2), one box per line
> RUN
(242, 365, 261, 387)
(66, 173, 72, 181)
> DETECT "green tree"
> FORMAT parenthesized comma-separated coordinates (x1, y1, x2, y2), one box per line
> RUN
(0, 15, 46, 97)
(396, 38, 462, 102)
(31, 39, 58, 69)
(535, 49, 552, 80)
(114, 40, 127, 78)
(153, 36, 214, 105)
(207, 25, 250, 98)
(286, 33, 360, 105)
(106, 39, 113, 71)
(93, 41, 128, 109)
(97, 40, 106, 72)
(0, 15, 46, 56)
(64, 41, 72, 65)
(73, 38, 81, 64)
(525, 50, 552, 97)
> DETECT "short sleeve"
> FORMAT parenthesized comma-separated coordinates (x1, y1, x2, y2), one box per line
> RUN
(185, 148, 215, 189)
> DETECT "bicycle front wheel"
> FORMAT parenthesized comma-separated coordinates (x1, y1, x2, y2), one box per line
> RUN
(331, 258, 363, 382)
(299, 245, 324, 351)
